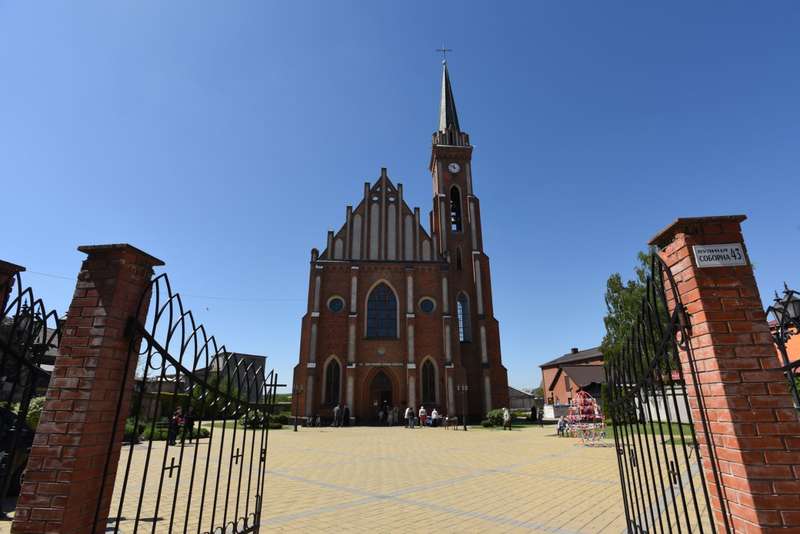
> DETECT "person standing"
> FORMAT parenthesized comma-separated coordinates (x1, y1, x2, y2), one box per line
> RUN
(167, 407, 183, 446)
(183, 409, 195, 444)
(502, 407, 512, 430)
(405, 406, 414, 428)
(418, 406, 427, 427)
(332, 404, 341, 427)
(530, 405, 537, 424)
(342, 404, 350, 427)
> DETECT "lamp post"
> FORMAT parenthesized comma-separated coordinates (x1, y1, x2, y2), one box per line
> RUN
(293, 384, 304, 432)
(766, 283, 800, 411)
(457, 384, 469, 431)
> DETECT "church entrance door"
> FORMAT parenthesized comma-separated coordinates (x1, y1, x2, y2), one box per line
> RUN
(369, 371, 393, 421)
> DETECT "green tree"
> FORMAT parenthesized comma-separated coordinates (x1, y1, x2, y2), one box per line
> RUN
(600, 251, 654, 421)
(600, 251, 652, 361)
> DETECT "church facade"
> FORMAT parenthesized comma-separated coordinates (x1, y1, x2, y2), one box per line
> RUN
(292, 63, 509, 423)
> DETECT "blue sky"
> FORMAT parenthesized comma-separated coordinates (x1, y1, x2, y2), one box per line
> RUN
(2, 2, 799, 391)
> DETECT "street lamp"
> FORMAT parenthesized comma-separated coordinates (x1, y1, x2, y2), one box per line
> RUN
(456, 384, 469, 431)
(767, 283, 800, 411)
(292, 384, 304, 432)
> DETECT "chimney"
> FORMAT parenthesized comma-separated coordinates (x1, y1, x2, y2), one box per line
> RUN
(570, 347, 579, 354)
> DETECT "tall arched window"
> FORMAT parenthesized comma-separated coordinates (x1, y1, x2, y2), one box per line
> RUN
(324, 359, 341, 406)
(450, 186, 462, 232)
(366, 283, 397, 338)
(457, 293, 471, 342)
(422, 360, 436, 404)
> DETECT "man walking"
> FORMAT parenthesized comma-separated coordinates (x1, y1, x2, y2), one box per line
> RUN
(405, 406, 414, 428)
(333, 404, 341, 427)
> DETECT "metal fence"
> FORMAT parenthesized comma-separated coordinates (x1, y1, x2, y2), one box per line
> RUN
(604, 256, 730, 533)
(96, 273, 281, 534)
(0, 273, 60, 518)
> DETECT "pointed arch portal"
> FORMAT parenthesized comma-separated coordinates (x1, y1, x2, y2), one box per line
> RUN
(369, 371, 393, 410)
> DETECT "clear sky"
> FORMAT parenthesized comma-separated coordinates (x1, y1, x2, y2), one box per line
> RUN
(2, 2, 799, 392)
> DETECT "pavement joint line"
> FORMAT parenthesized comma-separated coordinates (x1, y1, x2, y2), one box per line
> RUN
(265, 469, 586, 534)
(264, 449, 590, 530)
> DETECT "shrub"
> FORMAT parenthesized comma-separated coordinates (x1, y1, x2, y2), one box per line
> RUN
(142, 426, 169, 441)
(241, 414, 268, 429)
(481, 419, 493, 428)
(124, 418, 145, 443)
(25, 396, 45, 430)
(486, 409, 505, 427)
(241, 413, 287, 429)
(141, 424, 209, 441)
(269, 422, 282, 430)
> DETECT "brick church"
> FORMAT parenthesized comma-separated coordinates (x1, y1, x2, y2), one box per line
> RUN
(292, 62, 509, 423)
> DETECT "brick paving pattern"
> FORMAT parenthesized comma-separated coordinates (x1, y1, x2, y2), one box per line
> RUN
(260, 425, 626, 533)
(1, 425, 629, 533)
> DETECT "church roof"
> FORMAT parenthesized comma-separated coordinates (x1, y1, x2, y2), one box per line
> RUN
(318, 168, 443, 263)
(439, 61, 460, 132)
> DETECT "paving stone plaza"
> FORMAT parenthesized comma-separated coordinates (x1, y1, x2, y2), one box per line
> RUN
(259, 426, 625, 533)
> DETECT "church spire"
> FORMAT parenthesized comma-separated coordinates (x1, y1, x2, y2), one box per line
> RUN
(438, 61, 460, 132)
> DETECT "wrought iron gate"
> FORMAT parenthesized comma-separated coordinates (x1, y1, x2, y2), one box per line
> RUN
(0, 273, 60, 518)
(604, 256, 730, 533)
(96, 274, 281, 534)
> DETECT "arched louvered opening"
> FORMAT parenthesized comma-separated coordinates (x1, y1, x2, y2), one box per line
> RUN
(450, 186, 462, 232)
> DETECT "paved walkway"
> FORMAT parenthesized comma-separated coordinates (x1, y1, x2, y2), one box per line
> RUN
(0, 425, 628, 533)
(261, 425, 626, 533)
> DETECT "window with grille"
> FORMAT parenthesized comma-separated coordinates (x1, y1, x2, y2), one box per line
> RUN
(457, 293, 471, 342)
(325, 359, 341, 405)
(366, 283, 397, 338)
(422, 360, 436, 404)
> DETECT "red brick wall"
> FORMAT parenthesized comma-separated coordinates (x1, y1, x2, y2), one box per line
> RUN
(0, 259, 25, 311)
(652, 216, 800, 532)
(292, 258, 509, 422)
(12, 244, 162, 534)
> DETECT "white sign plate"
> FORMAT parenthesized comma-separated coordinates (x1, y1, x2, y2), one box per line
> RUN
(692, 243, 747, 268)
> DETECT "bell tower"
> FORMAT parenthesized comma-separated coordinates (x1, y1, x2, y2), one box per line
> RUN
(429, 60, 504, 418)
(430, 60, 483, 262)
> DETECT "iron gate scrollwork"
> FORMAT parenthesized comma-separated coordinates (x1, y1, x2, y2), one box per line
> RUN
(604, 256, 730, 533)
(0, 273, 60, 518)
(96, 273, 282, 534)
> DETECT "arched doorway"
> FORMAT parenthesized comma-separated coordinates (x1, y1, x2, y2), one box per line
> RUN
(369, 371, 393, 413)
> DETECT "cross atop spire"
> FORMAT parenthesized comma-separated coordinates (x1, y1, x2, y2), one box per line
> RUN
(436, 46, 452, 63)
(439, 60, 460, 132)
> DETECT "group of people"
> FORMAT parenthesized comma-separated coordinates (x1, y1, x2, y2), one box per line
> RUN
(167, 407, 195, 446)
(402, 405, 444, 428)
(330, 404, 351, 427)
(376, 402, 399, 425)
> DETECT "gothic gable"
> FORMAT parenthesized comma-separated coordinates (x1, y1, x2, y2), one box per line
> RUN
(319, 169, 441, 263)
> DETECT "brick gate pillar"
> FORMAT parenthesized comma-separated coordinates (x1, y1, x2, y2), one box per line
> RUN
(0, 259, 25, 310)
(650, 216, 800, 532)
(12, 244, 163, 534)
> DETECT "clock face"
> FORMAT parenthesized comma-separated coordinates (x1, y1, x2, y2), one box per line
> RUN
(448, 162, 461, 173)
